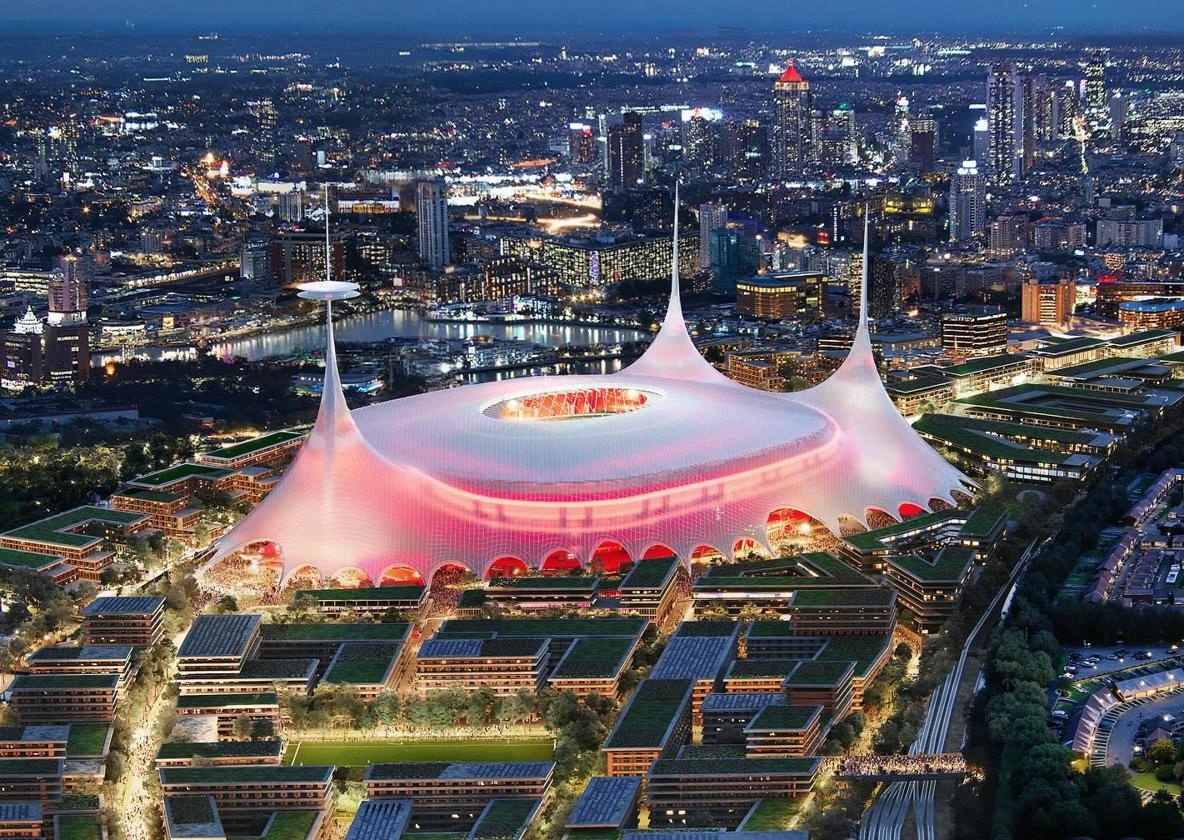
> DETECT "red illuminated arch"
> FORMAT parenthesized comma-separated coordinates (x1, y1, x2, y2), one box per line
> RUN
(690, 544, 724, 564)
(766, 508, 816, 545)
(732, 537, 770, 561)
(590, 541, 632, 574)
(379, 565, 425, 586)
(899, 502, 927, 519)
(486, 556, 529, 580)
(541, 549, 580, 575)
(642, 544, 677, 561)
(328, 567, 372, 589)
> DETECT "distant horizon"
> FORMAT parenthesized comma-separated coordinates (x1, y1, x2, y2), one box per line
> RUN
(2, 0, 1184, 39)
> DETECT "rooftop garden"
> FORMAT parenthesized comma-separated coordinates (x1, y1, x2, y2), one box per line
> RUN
(132, 463, 231, 486)
(66, 724, 109, 757)
(157, 739, 283, 760)
(618, 556, 677, 589)
(323, 642, 401, 685)
(160, 765, 331, 784)
(200, 430, 303, 460)
(11, 674, 118, 690)
(784, 659, 854, 687)
(3, 506, 144, 548)
(0, 548, 59, 570)
(791, 587, 895, 607)
(552, 637, 634, 679)
(437, 617, 645, 639)
(167, 795, 216, 825)
(56, 814, 103, 840)
(261, 622, 409, 641)
(470, 798, 540, 840)
(603, 679, 691, 749)
(748, 704, 821, 730)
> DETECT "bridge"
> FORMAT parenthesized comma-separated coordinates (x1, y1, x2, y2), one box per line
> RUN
(832, 753, 966, 782)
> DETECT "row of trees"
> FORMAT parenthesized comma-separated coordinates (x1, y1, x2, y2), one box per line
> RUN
(965, 460, 1184, 840)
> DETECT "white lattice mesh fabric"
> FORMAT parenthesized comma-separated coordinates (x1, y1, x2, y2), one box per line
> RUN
(215, 212, 973, 583)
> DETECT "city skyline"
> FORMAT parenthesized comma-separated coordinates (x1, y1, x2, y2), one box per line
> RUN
(4, 0, 1184, 35)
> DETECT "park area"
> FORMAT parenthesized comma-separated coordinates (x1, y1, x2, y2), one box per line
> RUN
(283, 737, 555, 767)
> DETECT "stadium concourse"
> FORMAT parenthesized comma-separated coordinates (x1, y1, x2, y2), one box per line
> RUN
(214, 207, 974, 584)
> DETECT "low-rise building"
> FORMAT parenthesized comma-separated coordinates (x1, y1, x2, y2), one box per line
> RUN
(602, 679, 694, 777)
(8, 675, 120, 723)
(645, 757, 819, 828)
(81, 596, 166, 647)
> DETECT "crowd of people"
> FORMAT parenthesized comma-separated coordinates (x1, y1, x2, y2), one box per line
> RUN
(835, 752, 966, 778)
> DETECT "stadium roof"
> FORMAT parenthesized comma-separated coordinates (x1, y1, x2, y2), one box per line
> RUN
(215, 208, 972, 582)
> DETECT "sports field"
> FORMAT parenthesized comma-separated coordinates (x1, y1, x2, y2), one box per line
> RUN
(283, 738, 554, 767)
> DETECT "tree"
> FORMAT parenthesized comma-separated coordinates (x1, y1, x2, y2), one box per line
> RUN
(1148, 738, 1177, 768)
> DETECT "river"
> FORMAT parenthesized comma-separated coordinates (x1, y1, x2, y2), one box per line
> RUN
(94, 308, 648, 367)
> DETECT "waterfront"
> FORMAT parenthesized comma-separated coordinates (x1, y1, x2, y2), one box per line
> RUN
(94, 308, 648, 367)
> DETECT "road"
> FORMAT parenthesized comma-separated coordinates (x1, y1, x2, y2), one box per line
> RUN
(859, 542, 1034, 840)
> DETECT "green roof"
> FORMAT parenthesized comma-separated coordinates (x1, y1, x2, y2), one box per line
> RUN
(260, 622, 410, 642)
(0, 759, 60, 775)
(843, 510, 957, 552)
(649, 757, 819, 776)
(552, 638, 635, 679)
(816, 634, 892, 677)
(470, 798, 540, 840)
(2, 506, 145, 549)
(66, 723, 109, 757)
(254, 810, 319, 840)
(157, 739, 283, 760)
(56, 814, 103, 840)
(939, 353, 1031, 377)
(961, 505, 1007, 538)
(888, 548, 974, 583)
(0, 547, 61, 570)
(914, 413, 1077, 465)
(133, 463, 232, 486)
(603, 679, 692, 750)
(160, 765, 331, 784)
(673, 620, 737, 638)
(619, 556, 678, 590)
(323, 642, 402, 685)
(437, 618, 646, 640)
(200, 430, 303, 460)
(784, 659, 854, 688)
(747, 704, 821, 730)
(727, 659, 800, 679)
(1051, 356, 1142, 377)
(176, 692, 278, 709)
(791, 587, 895, 607)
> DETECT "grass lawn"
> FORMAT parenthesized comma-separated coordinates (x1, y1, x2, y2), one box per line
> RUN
(1131, 771, 1183, 795)
(284, 738, 554, 767)
(66, 723, 109, 757)
(741, 797, 800, 830)
(56, 815, 103, 840)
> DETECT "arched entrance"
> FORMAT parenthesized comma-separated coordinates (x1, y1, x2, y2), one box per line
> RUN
(541, 550, 580, 575)
(379, 566, 426, 586)
(642, 544, 677, 560)
(328, 567, 372, 589)
(865, 508, 899, 531)
(590, 541, 632, 575)
(732, 537, 771, 562)
(899, 502, 927, 519)
(486, 556, 529, 580)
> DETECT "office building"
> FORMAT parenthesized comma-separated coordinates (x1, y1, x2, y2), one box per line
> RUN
(568, 122, 597, 165)
(416, 179, 450, 270)
(948, 161, 985, 242)
(607, 112, 645, 189)
(940, 310, 1008, 358)
(735, 273, 825, 321)
(909, 113, 936, 173)
(698, 203, 728, 270)
(709, 228, 760, 296)
(989, 214, 1028, 256)
(1021, 276, 1075, 325)
(773, 61, 812, 177)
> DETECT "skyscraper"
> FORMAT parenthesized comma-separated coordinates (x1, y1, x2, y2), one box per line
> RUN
(1020, 74, 1037, 174)
(909, 112, 937, 174)
(1055, 82, 1080, 138)
(987, 64, 1019, 185)
(416, 179, 450, 271)
(773, 61, 812, 177)
(43, 256, 89, 384)
(949, 160, 986, 242)
(698, 202, 728, 271)
(1085, 51, 1108, 126)
(989, 65, 1018, 184)
(607, 112, 645, 189)
(568, 122, 597, 165)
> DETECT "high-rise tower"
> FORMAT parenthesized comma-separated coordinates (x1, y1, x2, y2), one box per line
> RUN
(949, 161, 986, 242)
(607, 111, 645, 189)
(416, 179, 450, 271)
(773, 61, 812, 177)
(987, 64, 1019, 185)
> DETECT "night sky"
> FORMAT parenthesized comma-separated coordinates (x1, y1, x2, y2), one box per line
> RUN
(1, 0, 1180, 35)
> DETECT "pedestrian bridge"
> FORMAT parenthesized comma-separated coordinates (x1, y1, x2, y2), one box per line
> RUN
(832, 753, 966, 782)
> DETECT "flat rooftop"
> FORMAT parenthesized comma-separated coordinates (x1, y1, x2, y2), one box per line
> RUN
(345, 799, 413, 840)
(82, 596, 165, 616)
(178, 614, 262, 659)
(2, 506, 146, 550)
(200, 430, 303, 461)
(566, 776, 642, 829)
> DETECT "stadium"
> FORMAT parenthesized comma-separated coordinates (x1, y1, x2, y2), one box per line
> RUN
(215, 215, 973, 585)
